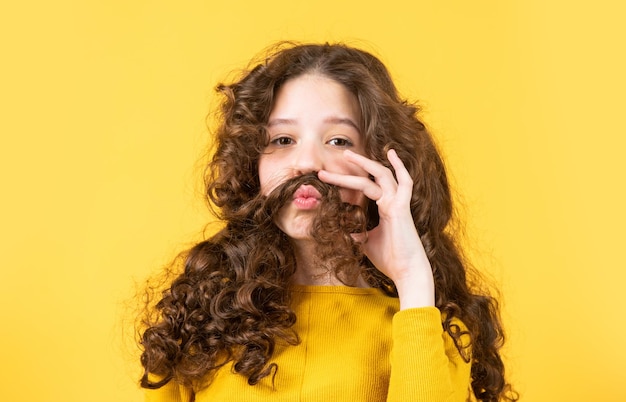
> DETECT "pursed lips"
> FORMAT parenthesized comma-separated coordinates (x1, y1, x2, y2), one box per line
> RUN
(292, 185, 322, 209)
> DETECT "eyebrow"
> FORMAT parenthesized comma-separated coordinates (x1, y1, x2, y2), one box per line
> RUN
(324, 117, 361, 132)
(267, 117, 361, 132)
(266, 118, 297, 127)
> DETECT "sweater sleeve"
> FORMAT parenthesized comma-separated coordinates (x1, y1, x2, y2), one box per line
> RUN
(387, 307, 472, 402)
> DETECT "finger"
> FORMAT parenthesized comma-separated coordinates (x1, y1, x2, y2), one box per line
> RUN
(342, 150, 389, 176)
(342, 150, 398, 195)
(318, 170, 383, 201)
(387, 149, 411, 183)
(387, 149, 413, 200)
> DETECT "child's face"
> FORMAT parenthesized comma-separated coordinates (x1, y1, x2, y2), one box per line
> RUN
(258, 74, 369, 241)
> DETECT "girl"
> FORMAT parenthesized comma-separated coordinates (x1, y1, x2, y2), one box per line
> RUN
(139, 43, 517, 401)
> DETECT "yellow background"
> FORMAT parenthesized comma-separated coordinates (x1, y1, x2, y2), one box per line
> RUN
(1, 1, 625, 401)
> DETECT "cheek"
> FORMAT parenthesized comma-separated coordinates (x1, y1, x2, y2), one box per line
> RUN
(258, 156, 289, 196)
(258, 157, 275, 195)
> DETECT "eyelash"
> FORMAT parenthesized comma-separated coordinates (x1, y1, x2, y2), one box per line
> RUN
(269, 136, 294, 146)
(328, 137, 353, 147)
(268, 136, 354, 147)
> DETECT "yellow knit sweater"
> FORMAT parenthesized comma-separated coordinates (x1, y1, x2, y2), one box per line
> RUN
(144, 285, 473, 402)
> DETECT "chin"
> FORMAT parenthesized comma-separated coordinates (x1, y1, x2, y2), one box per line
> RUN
(275, 213, 315, 241)
(278, 225, 314, 242)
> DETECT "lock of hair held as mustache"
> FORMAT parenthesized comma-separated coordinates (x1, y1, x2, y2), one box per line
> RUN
(260, 173, 368, 282)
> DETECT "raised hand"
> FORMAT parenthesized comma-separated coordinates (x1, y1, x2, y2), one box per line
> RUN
(318, 149, 435, 309)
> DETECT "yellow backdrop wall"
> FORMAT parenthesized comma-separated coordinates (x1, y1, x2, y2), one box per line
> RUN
(1, 1, 625, 401)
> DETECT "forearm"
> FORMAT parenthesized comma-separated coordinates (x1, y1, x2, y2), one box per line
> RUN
(387, 308, 472, 402)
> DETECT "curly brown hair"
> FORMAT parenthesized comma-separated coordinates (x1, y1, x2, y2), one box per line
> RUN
(139, 42, 517, 401)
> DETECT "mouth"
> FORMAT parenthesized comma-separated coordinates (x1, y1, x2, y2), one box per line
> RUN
(292, 184, 322, 210)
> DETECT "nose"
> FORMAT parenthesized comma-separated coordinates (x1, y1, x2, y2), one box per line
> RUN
(292, 140, 323, 175)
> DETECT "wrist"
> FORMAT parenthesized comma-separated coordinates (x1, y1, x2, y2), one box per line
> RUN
(394, 273, 435, 310)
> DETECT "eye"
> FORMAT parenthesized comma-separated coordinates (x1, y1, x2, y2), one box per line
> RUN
(328, 137, 353, 147)
(269, 136, 294, 146)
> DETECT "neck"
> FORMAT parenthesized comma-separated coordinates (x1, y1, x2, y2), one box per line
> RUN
(290, 239, 369, 287)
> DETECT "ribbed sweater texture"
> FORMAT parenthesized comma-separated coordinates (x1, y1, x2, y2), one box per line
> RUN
(145, 285, 472, 402)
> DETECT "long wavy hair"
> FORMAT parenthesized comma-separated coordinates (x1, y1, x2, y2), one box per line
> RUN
(139, 42, 517, 401)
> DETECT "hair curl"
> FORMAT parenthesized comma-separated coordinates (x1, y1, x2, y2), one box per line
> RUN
(139, 42, 517, 401)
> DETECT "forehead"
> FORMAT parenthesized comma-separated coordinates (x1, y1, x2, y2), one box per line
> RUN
(269, 74, 361, 126)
